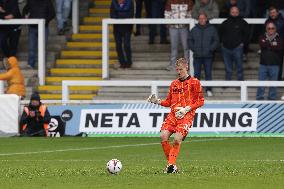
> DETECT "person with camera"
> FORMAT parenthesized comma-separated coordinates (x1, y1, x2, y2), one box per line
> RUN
(20, 92, 51, 137)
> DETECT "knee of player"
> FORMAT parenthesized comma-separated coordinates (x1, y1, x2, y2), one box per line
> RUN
(160, 133, 169, 141)
(173, 139, 182, 145)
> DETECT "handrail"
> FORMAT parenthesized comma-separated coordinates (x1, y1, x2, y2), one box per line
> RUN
(61, 80, 284, 104)
(0, 19, 46, 85)
(102, 18, 266, 79)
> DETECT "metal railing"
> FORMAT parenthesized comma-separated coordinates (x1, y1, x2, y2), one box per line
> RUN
(102, 18, 266, 79)
(61, 80, 284, 104)
(0, 81, 4, 94)
(0, 19, 46, 85)
(72, 0, 79, 34)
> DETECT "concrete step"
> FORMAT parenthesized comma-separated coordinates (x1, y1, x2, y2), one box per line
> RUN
(49, 68, 102, 76)
(40, 94, 96, 100)
(45, 76, 102, 85)
(60, 50, 117, 58)
(38, 85, 101, 93)
(55, 59, 116, 68)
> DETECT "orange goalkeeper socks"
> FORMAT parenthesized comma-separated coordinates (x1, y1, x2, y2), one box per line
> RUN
(161, 141, 171, 160)
(168, 143, 181, 165)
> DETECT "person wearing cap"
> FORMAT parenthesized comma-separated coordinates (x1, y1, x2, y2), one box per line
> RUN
(20, 92, 51, 137)
(0, 56, 25, 98)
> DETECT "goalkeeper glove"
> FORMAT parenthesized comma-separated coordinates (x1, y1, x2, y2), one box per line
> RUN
(147, 94, 160, 104)
(175, 106, 191, 119)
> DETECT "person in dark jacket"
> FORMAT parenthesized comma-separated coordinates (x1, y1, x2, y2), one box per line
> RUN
(0, 0, 22, 58)
(256, 22, 283, 100)
(219, 6, 249, 81)
(23, 0, 55, 69)
(110, 0, 134, 68)
(20, 92, 51, 136)
(223, 0, 251, 18)
(189, 12, 219, 97)
(265, 6, 284, 80)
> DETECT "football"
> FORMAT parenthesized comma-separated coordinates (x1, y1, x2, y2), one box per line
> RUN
(106, 159, 122, 174)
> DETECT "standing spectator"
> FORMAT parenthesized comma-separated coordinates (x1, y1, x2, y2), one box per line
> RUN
(56, 0, 72, 35)
(23, 0, 55, 69)
(189, 12, 219, 97)
(265, 7, 284, 37)
(134, 0, 151, 36)
(224, 0, 250, 18)
(149, 0, 168, 44)
(256, 22, 283, 100)
(224, 0, 251, 62)
(0, 56, 25, 98)
(192, 0, 219, 20)
(164, 0, 194, 71)
(0, 0, 22, 60)
(20, 92, 51, 137)
(265, 1, 284, 18)
(219, 6, 249, 81)
(110, 0, 134, 68)
(265, 6, 284, 80)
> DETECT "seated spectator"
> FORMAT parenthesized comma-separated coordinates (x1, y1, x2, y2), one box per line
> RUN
(149, 0, 168, 44)
(164, 0, 194, 71)
(224, 0, 251, 18)
(192, 0, 219, 20)
(23, 0, 55, 69)
(0, 56, 25, 98)
(110, 0, 134, 68)
(56, 0, 72, 35)
(20, 92, 51, 137)
(189, 12, 219, 97)
(134, 0, 151, 36)
(219, 6, 249, 81)
(0, 0, 22, 61)
(256, 22, 283, 100)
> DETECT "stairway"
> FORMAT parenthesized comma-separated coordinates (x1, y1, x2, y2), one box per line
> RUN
(37, 0, 117, 100)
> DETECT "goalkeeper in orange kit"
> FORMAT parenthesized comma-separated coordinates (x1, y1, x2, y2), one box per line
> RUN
(147, 58, 204, 173)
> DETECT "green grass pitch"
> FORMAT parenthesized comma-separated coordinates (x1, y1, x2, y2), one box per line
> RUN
(0, 137, 283, 189)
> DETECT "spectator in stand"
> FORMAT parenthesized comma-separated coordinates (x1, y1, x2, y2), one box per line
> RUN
(223, 0, 251, 62)
(0, 0, 22, 62)
(110, 0, 134, 68)
(223, 0, 250, 18)
(256, 22, 283, 100)
(56, 0, 72, 35)
(219, 6, 249, 81)
(265, 6, 284, 36)
(265, 1, 284, 18)
(0, 56, 25, 98)
(134, 0, 151, 36)
(23, 0, 55, 69)
(164, 0, 194, 71)
(265, 6, 284, 80)
(189, 12, 219, 97)
(192, 0, 219, 20)
(149, 0, 168, 44)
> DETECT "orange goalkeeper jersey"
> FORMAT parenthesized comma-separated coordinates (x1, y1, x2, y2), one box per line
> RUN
(160, 76, 204, 115)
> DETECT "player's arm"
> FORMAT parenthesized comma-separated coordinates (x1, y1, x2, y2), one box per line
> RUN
(147, 83, 172, 107)
(190, 80, 205, 110)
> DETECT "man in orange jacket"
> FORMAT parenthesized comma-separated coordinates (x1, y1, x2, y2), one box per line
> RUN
(0, 56, 25, 98)
(147, 58, 204, 173)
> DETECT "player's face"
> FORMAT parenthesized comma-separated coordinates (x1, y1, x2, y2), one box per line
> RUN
(176, 64, 188, 79)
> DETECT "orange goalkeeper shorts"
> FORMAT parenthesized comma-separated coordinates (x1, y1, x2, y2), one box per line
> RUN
(160, 112, 193, 138)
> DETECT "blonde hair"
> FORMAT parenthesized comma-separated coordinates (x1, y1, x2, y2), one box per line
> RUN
(175, 58, 188, 67)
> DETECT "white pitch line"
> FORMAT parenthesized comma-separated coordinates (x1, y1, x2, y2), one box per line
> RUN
(0, 138, 224, 157)
(0, 159, 283, 162)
